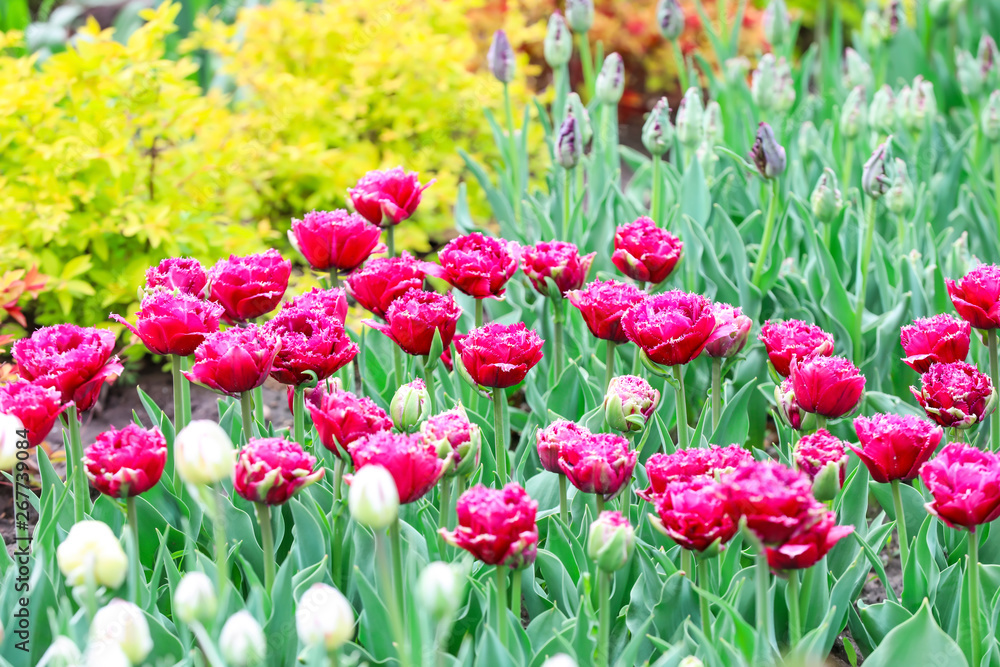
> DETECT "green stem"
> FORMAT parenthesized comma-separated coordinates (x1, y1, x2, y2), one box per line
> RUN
(989, 330, 1000, 452)
(788, 569, 801, 647)
(181, 356, 192, 427)
(332, 456, 345, 586)
(596, 495, 606, 514)
(329, 269, 340, 289)
(896, 213, 906, 251)
(604, 342, 616, 394)
(393, 344, 404, 389)
(597, 572, 611, 667)
(376, 530, 408, 667)
(423, 357, 436, 415)
(66, 405, 87, 522)
(992, 145, 1000, 230)
(756, 551, 772, 655)
(751, 179, 779, 288)
(293, 385, 306, 446)
(553, 303, 564, 380)
(673, 365, 689, 450)
(438, 477, 452, 555)
(562, 168, 571, 240)
(172, 355, 186, 432)
(253, 385, 264, 428)
(842, 141, 854, 194)
(255, 502, 275, 593)
(358, 328, 366, 396)
(390, 519, 406, 630)
(496, 566, 508, 648)
(711, 358, 722, 433)
(671, 41, 688, 91)
(891, 479, 910, 574)
(577, 34, 595, 100)
(681, 549, 694, 579)
(126, 496, 139, 561)
(493, 388, 508, 487)
(855, 197, 877, 366)
(386, 225, 396, 258)
(815, 415, 827, 431)
(697, 557, 712, 643)
(240, 391, 254, 445)
(651, 157, 662, 224)
(213, 482, 229, 599)
(83, 561, 98, 621)
(969, 532, 983, 667)
(503, 83, 522, 227)
(475, 299, 484, 329)
(510, 568, 521, 617)
(333, 456, 345, 502)
(559, 475, 569, 525)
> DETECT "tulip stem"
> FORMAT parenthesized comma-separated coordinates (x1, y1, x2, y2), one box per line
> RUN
(597, 571, 611, 667)
(891, 479, 910, 575)
(559, 475, 569, 526)
(681, 548, 694, 579)
(755, 551, 772, 658)
(577, 34, 595, 100)
(496, 565, 508, 648)
(596, 495, 606, 514)
(181, 356, 193, 427)
(332, 456, 345, 586)
(393, 345, 404, 389)
(842, 141, 854, 195)
(437, 477, 452, 555)
(697, 557, 712, 643)
(293, 385, 306, 446)
(855, 197, 877, 366)
(329, 269, 339, 289)
(213, 482, 229, 600)
(988, 330, 1000, 452)
(240, 391, 254, 445)
(65, 405, 88, 522)
(711, 358, 722, 433)
(422, 356, 437, 415)
(969, 531, 983, 667)
(562, 168, 571, 239)
(673, 365, 689, 450)
(376, 529, 408, 667)
(255, 502, 275, 593)
(553, 301, 565, 381)
(651, 156, 662, 224)
(475, 299, 484, 329)
(253, 385, 265, 428)
(126, 496, 139, 561)
(389, 518, 406, 630)
(510, 568, 521, 617)
(492, 388, 508, 487)
(386, 225, 396, 258)
(751, 179, 779, 288)
(503, 83, 522, 227)
(604, 342, 616, 394)
(788, 569, 802, 647)
(172, 354, 187, 433)
(815, 415, 827, 431)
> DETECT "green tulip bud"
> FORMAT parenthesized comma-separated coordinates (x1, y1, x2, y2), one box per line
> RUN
(542, 655, 579, 667)
(897, 76, 936, 132)
(642, 97, 674, 156)
(811, 460, 843, 502)
(390, 379, 429, 432)
(595, 53, 625, 105)
(565, 0, 594, 33)
(703, 100, 723, 146)
(752, 54, 795, 114)
(174, 571, 218, 625)
(979, 36, 998, 88)
(296, 583, 355, 651)
(348, 465, 400, 529)
(762, 0, 790, 51)
(840, 86, 867, 139)
(544, 13, 573, 68)
(860, 8, 887, 52)
(724, 56, 750, 87)
(843, 48, 873, 91)
(565, 93, 593, 145)
(219, 611, 266, 667)
(676, 87, 705, 148)
(810, 168, 842, 223)
(886, 158, 915, 216)
(587, 511, 635, 573)
(417, 561, 466, 622)
(862, 138, 892, 199)
(603, 375, 661, 433)
(796, 121, 821, 159)
(680, 658, 706, 667)
(983, 90, 1000, 142)
(91, 600, 153, 665)
(868, 84, 896, 135)
(37, 637, 83, 667)
(956, 49, 984, 98)
(656, 0, 684, 41)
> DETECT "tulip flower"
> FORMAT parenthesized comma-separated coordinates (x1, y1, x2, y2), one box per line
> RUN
(793, 429, 847, 501)
(983, 90, 1000, 141)
(0, 379, 63, 447)
(843, 47, 873, 91)
(759, 319, 835, 378)
(174, 420, 236, 486)
(762, 0, 790, 50)
(82, 424, 167, 499)
(862, 138, 892, 199)
(869, 85, 896, 135)
(348, 167, 434, 228)
(366, 288, 460, 360)
(145, 257, 207, 297)
(840, 86, 867, 140)
(347, 431, 446, 504)
(39, 637, 83, 666)
(764, 510, 853, 570)
(520, 241, 595, 298)
(286, 287, 349, 322)
(851, 413, 943, 483)
(297, 583, 355, 653)
(897, 76, 936, 132)
(219, 611, 266, 667)
(431, 233, 520, 302)
(612, 217, 683, 286)
(676, 88, 705, 149)
(588, 510, 635, 572)
(557, 432, 637, 505)
(947, 264, 1000, 330)
(112, 290, 224, 357)
(567, 279, 646, 347)
(208, 249, 291, 324)
(441, 482, 539, 567)
(423, 407, 482, 527)
(751, 122, 786, 180)
(536, 419, 590, 523)
(348, 464, 400, 530)
(899, 313, 971, 373)
(555, 115, 583, 170)
(288, 209, 385, 277)
(174, 571, 218, 625)
(911, 361, 997, 430)
(638, 444, 753, 502)
(487, 30, 515, 84)
(651, 476, 738, 554)
(265, 306, 358, 386)
(389, 379, 429, 432)
(752, 56, 795, 115)
(308, 389, 393, 458)
(790, 355, 866, 423)
(0, 414, 22, 471)
(603, 375, 660, 434)
(90, 599, 153, 664)
(811, 168, 843, 224)
(346, 252, 433, 320)
(56, 520, 128, 590)
(460, 322, 544, 390)
(886, 158, 914, 217)
(724, 461, 818, 546)
(417, 561, 465, 622)
(643, 97, 674, 158)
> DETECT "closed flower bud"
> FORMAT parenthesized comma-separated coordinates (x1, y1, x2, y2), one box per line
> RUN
(702, 100, 723, 146)
(487, 30, 515, 83)
(604, 375, 661, 433)
(416, 561, 465, 621)
(796, 121, 821, 158)
(565, 93, 593, 145)
(840, 86, 867, 139)
(37, 636, 82, 667)
(676, 87, 705, 148)
(390, 379, 429, 432)
(174, 571, 217, 625)
(860, 8, 887, 51)
(868, 85, 896, 135)
(0, 413, 22, 471)
(705, 303, 752, 358)
(751, 54, 795, 114)
(565, 0, 594, 33)
(811, 168, 843, 223)
(422, 406, 482, 477)
(843, 48, 873, 91)
(555, 115, 583, 169)
(587, 511, 635, 572)
(898, 76, 937, 132)
(762, 0, 790, 50)
(983, 90, 1000, 142)
(348, 464, 400, 529)
(595, 53, 625, 105)
(544, 13, 573, 68)
(886, 158, 914, 215)
(957, 48, 984, 98)
(642, 97, 674, 156)
(680, 659, 706, 667)
(794, 430, 847, 502)
(542, 655, 579, 667)
(724, 56, 750, 86)
(774, 379, 815, 432)
(220, 611, 266, 667)
(296, 583, 354, 651)
(656, 0, 685, 41)
(56, 520, 128, 590)
(90, 599, 153, 664)
(751, 122, 786, 179)
(174, 420, 235, 486)
(862, 138, 892, 199)
(84, 644, 130, 667)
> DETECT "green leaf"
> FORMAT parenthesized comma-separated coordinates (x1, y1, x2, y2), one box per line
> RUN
(709, 376, 757, 446)
(861, 599, 967, 667)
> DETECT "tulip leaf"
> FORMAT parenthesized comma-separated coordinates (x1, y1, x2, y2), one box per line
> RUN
(709, 375, 757, 447)
(868, 481, 926, 548)
(861, 599, 967, 667)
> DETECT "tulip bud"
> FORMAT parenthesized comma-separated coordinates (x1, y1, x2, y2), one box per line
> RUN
(56, 520, 128, 590)
(422, 405, 482, 478)
(676, 87, 705, 149)
(839, 86, 867, 139)
(751, 54, 795, 114)
(565, 93, 593, 145)
(898, 76, 937, 132)
(487, 30, 515, 84)
(296, 583, 355, 651)
(774, 380, 815, 432)
(680, 659, 706, 667)
(843, 48, 873, 91)
(174, 420, 235, 485)
(862, 139, 892, 199)
(587, 511, 635, 572)
(702, 100, 723, 146)
(0, 413, 23, 471)
(860, 8, 887, 52)
(983, 90, 1000, 142)
(220, 611, 266, 667)
(796, 121, 821, 158)
(979, 36, 999, 86)
(89, 599, 153, 664)
(886, 158, 914, 215)
(84, 644, 131, 667)
(762, 0, 790, 50)
(751, 122, 786, 179)
(595, 53, 625, 105)
(810, 460, 843, 502)
(174, 571, 218, 625)
(724, 56, 750, 87)
(390, 379, 429, 433)
(37, 636, 83, 667)
(811, 168, 842, 223)
(604, 375, 661, 433)
(957, 48, 984, 98)
(642, 97, 674, 156)
(348, 464, 399, 529)
(656, 0, 684, 41)
(565, 0, 594, 33)
(868, 85, 896, 135)
(556, 115, 583, 169)
(542, 655, 579, 667)
(544, 13, 573, 68)
(417, 561, 465, 621)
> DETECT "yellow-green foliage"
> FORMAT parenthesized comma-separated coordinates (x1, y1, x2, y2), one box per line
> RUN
(1, 0, 541, 331)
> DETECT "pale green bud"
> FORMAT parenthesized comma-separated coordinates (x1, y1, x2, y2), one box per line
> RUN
(676, 87, 705, 148)
(174, 571, 218, 625)
(762, 0, 790, 50)
(544, 13, 573, 68)
(956, 49, 984, 98)
(565, 92, 593, 145)
(979, 36, 999, 88)
(868, 84, 896, 134)
(724, 56, 750, 87)
(390, 379, 429, 432)
(886, 158, 914, 215)
(587, 511, 635, 573)
(417, 561, 466, 622)
(843, 48, 873, 91)
(595, 53, 625, 105)
(860, 8, 887, 51)
(565, 0, 594, 33)
(983, 90, 1000, 142)
(840, 86, 867, 139)
(796, 121, 821, 159)
(642, 97, 674, 156)
(603, 375, 660, 434)
(296, 583, 355, 651)
(810, 460, 843, 502)
(542, 655, 578, 667)
(90, 599, 153, 665)
(898, 76, 936, 132)
(703, 100, 723, 146)
(348, 464, 399, 529)
(37, 637, 83, 667)
(810, 168, 842, 223)
(219, 611, 266, 667)
(752, 54, 795, 114)
(174, 420, 235, 485)
(656, 0, 684, 41)
(680, 657, 706, 667)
